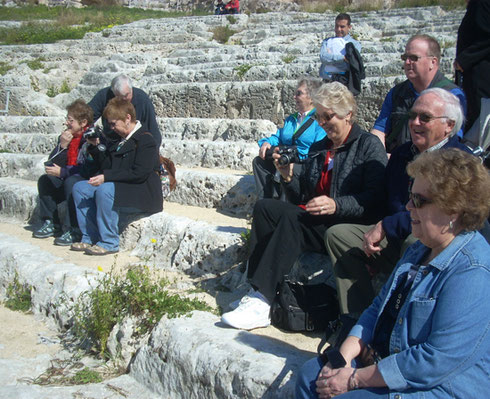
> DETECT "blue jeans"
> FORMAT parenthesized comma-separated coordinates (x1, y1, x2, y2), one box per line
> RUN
(72, 181, 119, 251)
(295, 357, 390, 399)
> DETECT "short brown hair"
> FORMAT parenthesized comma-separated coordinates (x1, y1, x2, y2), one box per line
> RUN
(407, 148, 490, 231)
(103, 97, 136, 123)
(66, 99, 93, 126)
(406, 34, 441, 62)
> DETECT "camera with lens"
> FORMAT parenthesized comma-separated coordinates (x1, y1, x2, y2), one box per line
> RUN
(265, 145, 301, 166)
(84, 125, 102, 140)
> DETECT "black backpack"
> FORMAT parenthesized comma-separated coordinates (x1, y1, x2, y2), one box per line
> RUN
(271, 276, 339, 332)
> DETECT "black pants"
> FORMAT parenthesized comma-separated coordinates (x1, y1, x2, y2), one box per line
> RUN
(252, 156, 302, 201)
(248, 199, 333, 303)
(37, 174, 85, 231)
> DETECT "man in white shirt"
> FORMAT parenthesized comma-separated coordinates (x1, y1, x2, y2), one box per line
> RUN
(319, 13, 362, 85)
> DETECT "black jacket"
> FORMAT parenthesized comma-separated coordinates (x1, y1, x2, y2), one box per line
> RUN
(92, 126, 163, 213)
(345, 42, 365, 96)
(285, 124, 388, 224)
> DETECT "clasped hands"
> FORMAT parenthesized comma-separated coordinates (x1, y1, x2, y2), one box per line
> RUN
(316, 363, 355, 398)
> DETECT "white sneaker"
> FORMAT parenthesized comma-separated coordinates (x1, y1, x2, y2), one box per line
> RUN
(228, 288, 255, 310)
(221, 291, 271, 330)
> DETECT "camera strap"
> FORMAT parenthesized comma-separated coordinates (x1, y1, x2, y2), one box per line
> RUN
(292, 117, 314, 145)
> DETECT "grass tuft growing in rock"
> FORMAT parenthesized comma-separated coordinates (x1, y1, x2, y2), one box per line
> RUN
(211, 25, 237, 44)
(234, 63, 253, 79)
(0, 5, 208, 45)
(0, 61, 14, 75)
(4, 273, 32, 313)
(72, 265, 212, 357)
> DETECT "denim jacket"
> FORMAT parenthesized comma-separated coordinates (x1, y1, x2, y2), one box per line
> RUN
(350, 231, 490, 398)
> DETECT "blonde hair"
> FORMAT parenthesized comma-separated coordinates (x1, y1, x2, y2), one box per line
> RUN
(407, 148, 490, 231)
(312, 81, 357, 122)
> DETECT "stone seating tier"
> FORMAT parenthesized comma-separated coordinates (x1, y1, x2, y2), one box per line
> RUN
(0, 7, 467, 397)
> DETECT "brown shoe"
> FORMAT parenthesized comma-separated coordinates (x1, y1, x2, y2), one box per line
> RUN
(84, 245, 118, 256)
(71, 242, 92, 252)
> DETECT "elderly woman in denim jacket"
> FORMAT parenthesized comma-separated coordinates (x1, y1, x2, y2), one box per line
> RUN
(296, 148, 490, 399)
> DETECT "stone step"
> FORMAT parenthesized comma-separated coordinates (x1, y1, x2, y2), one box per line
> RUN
(0, 230, 320, 398)
(147, 76, 400, 128)
(0, 153, 256, 217)
(0, 116, 276, 143)
(0, 133, 258, 171)
(0, 177, 248, 275)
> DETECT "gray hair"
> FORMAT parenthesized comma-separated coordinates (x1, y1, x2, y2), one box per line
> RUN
(111, 74, 132, 96)
(297, 77, 323, 98)
(418, 88, 463, 136)
(311, 81, 357, 121)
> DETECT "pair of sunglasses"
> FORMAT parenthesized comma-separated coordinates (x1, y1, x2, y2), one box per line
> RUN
(407, 111, 448, 124)
(409, 192, 432, 208)
(313, 112, 337, 123)
(400, 54, 434, 62)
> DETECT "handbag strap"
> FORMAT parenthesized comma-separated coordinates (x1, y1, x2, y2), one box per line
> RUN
(292, 117, 315, 145)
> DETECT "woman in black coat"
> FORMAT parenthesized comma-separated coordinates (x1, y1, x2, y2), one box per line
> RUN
(71, 98, 162, 255)
(221, 82, 388, 330)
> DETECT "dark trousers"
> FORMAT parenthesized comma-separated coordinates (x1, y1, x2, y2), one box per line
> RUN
(252, 156, 302, 201)
(325, 223, 416, 315)
(247, 199, 332, 303)
(37, 174, 85, 231)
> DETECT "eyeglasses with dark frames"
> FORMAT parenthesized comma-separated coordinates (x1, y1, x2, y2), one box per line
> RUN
(407, 111, 448, 124)
(401, 54, 434, 62)
(313, 112, 337, 123)
(409, 192, 432, 209)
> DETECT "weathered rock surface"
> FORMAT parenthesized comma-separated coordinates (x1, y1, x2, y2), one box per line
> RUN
(0, 6, 466, 398)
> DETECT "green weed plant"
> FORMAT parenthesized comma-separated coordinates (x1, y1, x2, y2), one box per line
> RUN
(282, 54, 296, 64)
(0, 5, 206, 45)
(21, 58, 45, 70)
(0, 61, 14, 75)
(4, 273, 32, 312)
(211, 25, 237, 44)
(72, 265, 211, 357)
(234, 63, 253, 79)
(70, 367, 103, 384)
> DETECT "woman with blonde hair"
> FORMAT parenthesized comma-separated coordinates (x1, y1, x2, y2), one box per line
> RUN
(221, 82, 388, 330)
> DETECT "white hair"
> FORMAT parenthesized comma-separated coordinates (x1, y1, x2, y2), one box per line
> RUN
(419, 88, 464, 136)
(111, 74, 132, 96)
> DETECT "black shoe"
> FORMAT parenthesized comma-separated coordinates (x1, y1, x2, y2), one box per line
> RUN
(33, 220, 60, 239)
(54, 229, 81, 246)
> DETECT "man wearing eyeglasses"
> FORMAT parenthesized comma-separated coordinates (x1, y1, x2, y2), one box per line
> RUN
(371, 35, 466, 154)
(323, 88, 472, 344)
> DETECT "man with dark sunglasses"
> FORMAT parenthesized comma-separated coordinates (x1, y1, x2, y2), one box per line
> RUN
(371, 34, 466, 154)
(323, 88, 472, 344)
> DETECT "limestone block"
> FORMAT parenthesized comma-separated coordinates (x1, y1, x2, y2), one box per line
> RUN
(169, 169, 255, 213)
(122, 212, 192, 267)
(0, 116, 64, 134)
(161, 139, 256, 170)
(107, 316, 150, 367)
(159, 117, 275, 142)
(0, 153, 45, 181)
(130, 311, 309, 398)
(0, 178, 38, 222)
(0, 133, 57, 154)
(0, 233, 99, 330)
(171, 221, 247, 275)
